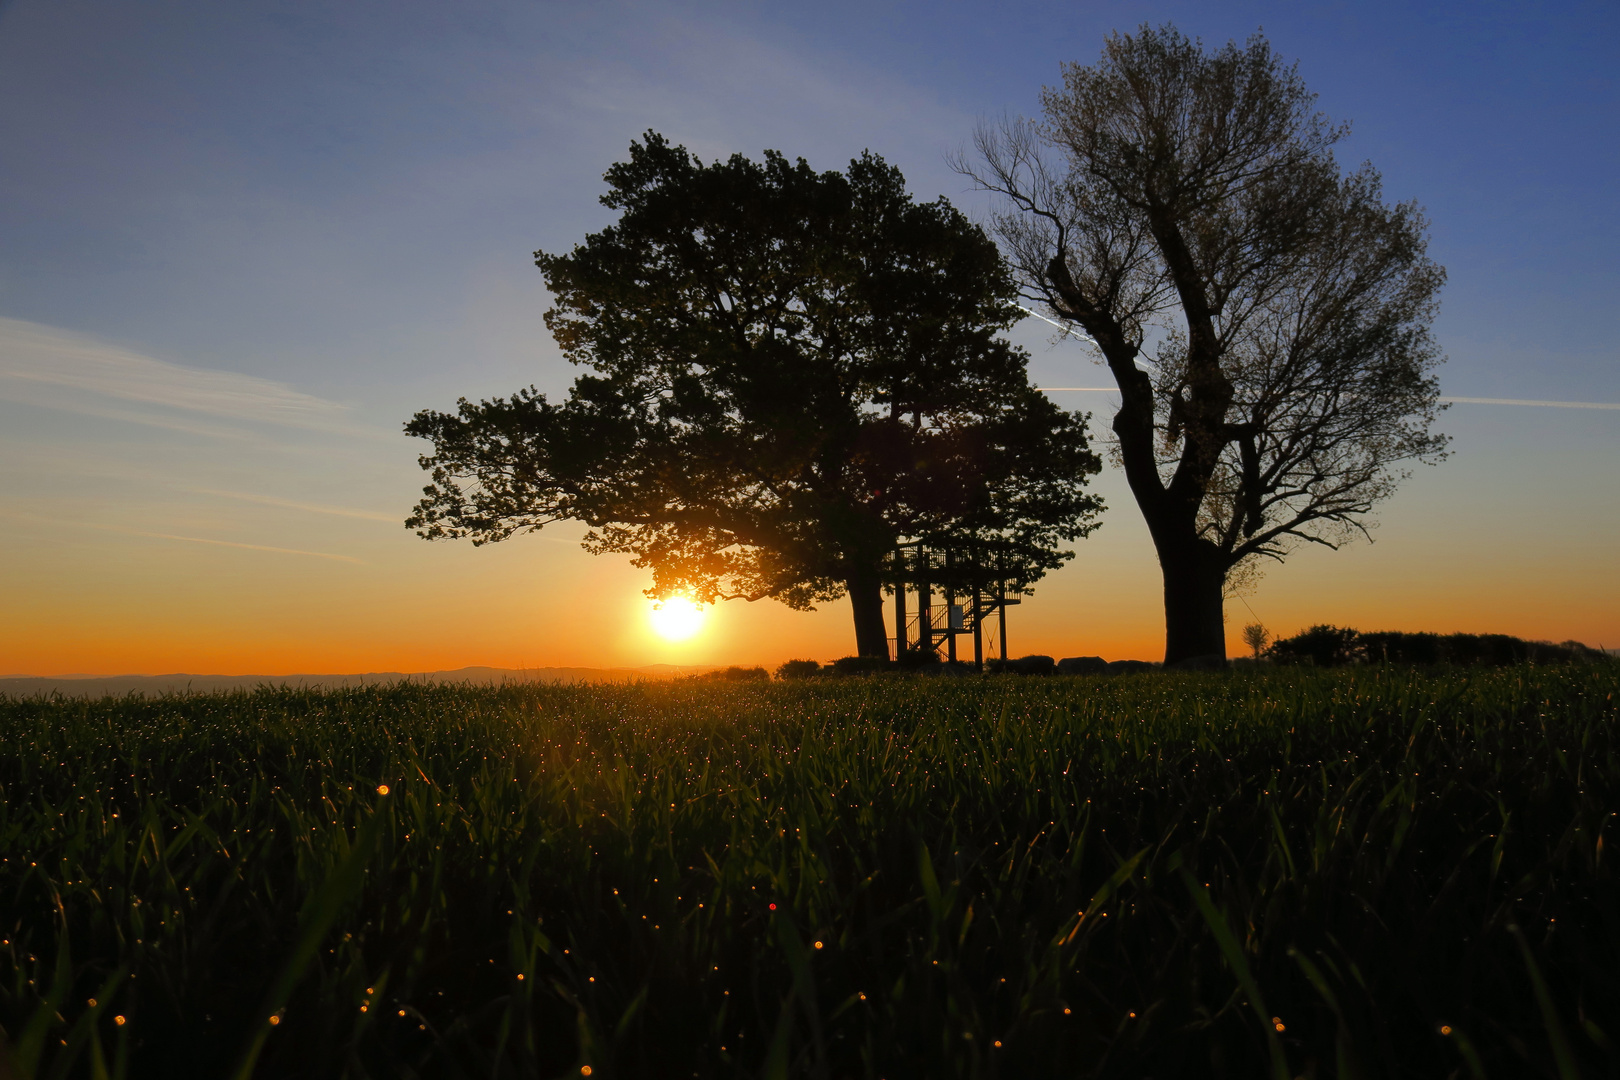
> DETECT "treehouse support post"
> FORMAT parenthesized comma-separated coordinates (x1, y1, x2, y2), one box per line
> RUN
(997, 552, 1008, 662)
(893, 545, 907, 658)
(918, 549, 933, 659)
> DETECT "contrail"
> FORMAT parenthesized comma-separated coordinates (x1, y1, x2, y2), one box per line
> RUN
(1016, 308, 1618, 411)
(1016, 305, 1160, 372)
(3, 510, 365, 564)
(101, 525, 364, 563)
(1034, 390, 1620, 409)
(1439, 396, 1620, 410)
(189, 488, 398, 522)
(1018, 304, 1082, 335)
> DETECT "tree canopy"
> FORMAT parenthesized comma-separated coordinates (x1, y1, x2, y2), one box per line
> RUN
(406, 134, 1103, 657)
(965, 24, 1447, 665)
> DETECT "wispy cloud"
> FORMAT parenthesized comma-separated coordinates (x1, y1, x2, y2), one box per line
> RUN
(0, 316, 355, 431)
(189, 488, 400, 522)
(547, 9, 971, 189)
(1, 393, 261, 441)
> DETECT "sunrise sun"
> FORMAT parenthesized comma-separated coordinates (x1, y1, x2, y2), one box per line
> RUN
(648, 595, 706, 641)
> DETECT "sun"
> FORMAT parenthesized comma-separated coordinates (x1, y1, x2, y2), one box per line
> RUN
(648, 595, 706, 641)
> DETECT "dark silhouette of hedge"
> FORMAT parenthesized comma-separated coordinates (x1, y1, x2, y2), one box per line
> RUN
(1268, 624, 1362, 667)
(986, 654, 1056, 675)
(690, 666, 769, 682)
(1270, 625, 1608, 667)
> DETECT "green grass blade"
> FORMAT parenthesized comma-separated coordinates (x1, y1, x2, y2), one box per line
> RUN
(14, 914, 74, 1077)
(762, 989, 795, 1080)
(1178, 864, 1289, 1080)
(43, 965, 128, 1080)
(1509, 923, 1581, 1080)
(227, 794, 389, 1080)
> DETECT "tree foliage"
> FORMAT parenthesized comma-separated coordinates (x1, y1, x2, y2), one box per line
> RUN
(963, 24, 1448, 663)
(407, 134, 1103, 655)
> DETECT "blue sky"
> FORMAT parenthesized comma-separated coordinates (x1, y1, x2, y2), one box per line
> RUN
(2, 0, 1616, 673)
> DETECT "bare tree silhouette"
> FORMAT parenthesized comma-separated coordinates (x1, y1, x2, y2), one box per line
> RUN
(960, 24, 1448, 665)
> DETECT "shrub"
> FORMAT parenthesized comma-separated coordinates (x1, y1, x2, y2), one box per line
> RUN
(1360, 630, 1442, 664)
(894, 647, 942, 670)
(830, 655, 891, 675)
(774, 659, 822, 680)
(1268, 624, 1362, 666)
(987, 654, 1056, 675)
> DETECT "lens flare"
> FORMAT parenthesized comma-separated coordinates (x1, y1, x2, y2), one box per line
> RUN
(648, 595, 706, 641)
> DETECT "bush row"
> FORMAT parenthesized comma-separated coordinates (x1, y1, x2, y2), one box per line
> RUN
(1268, 625, 1611, 667)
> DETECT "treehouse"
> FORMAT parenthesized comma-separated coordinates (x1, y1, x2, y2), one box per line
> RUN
(889, 541, 1022, 669)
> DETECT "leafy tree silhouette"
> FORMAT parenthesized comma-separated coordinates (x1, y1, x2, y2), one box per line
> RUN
(407, 135, 1103, 657)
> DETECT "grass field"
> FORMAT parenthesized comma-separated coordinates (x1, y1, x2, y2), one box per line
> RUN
(2, 666, 1617, 1079)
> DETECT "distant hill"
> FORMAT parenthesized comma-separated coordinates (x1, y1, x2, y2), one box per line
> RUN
(0, 665, 717, 698)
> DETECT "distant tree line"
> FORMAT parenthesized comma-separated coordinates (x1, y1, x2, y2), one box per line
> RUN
(1267, 625, 1610, 667)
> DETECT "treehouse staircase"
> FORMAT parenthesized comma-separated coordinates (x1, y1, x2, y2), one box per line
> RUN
(888, 541, 1020, 669)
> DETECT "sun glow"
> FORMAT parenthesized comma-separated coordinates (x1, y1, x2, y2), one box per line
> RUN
(648, 595, 706, 641)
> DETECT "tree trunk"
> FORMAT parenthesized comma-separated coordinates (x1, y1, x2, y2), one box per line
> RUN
(846, 573, 890, 660)
(1044, 258, 1232, 669)
(1158, 540, 1228, 666)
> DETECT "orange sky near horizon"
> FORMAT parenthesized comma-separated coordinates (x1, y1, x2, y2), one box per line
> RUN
(4, 370, 1614, 677)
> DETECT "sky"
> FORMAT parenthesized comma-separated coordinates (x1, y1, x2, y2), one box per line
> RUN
(1, 0, 1616, 676)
